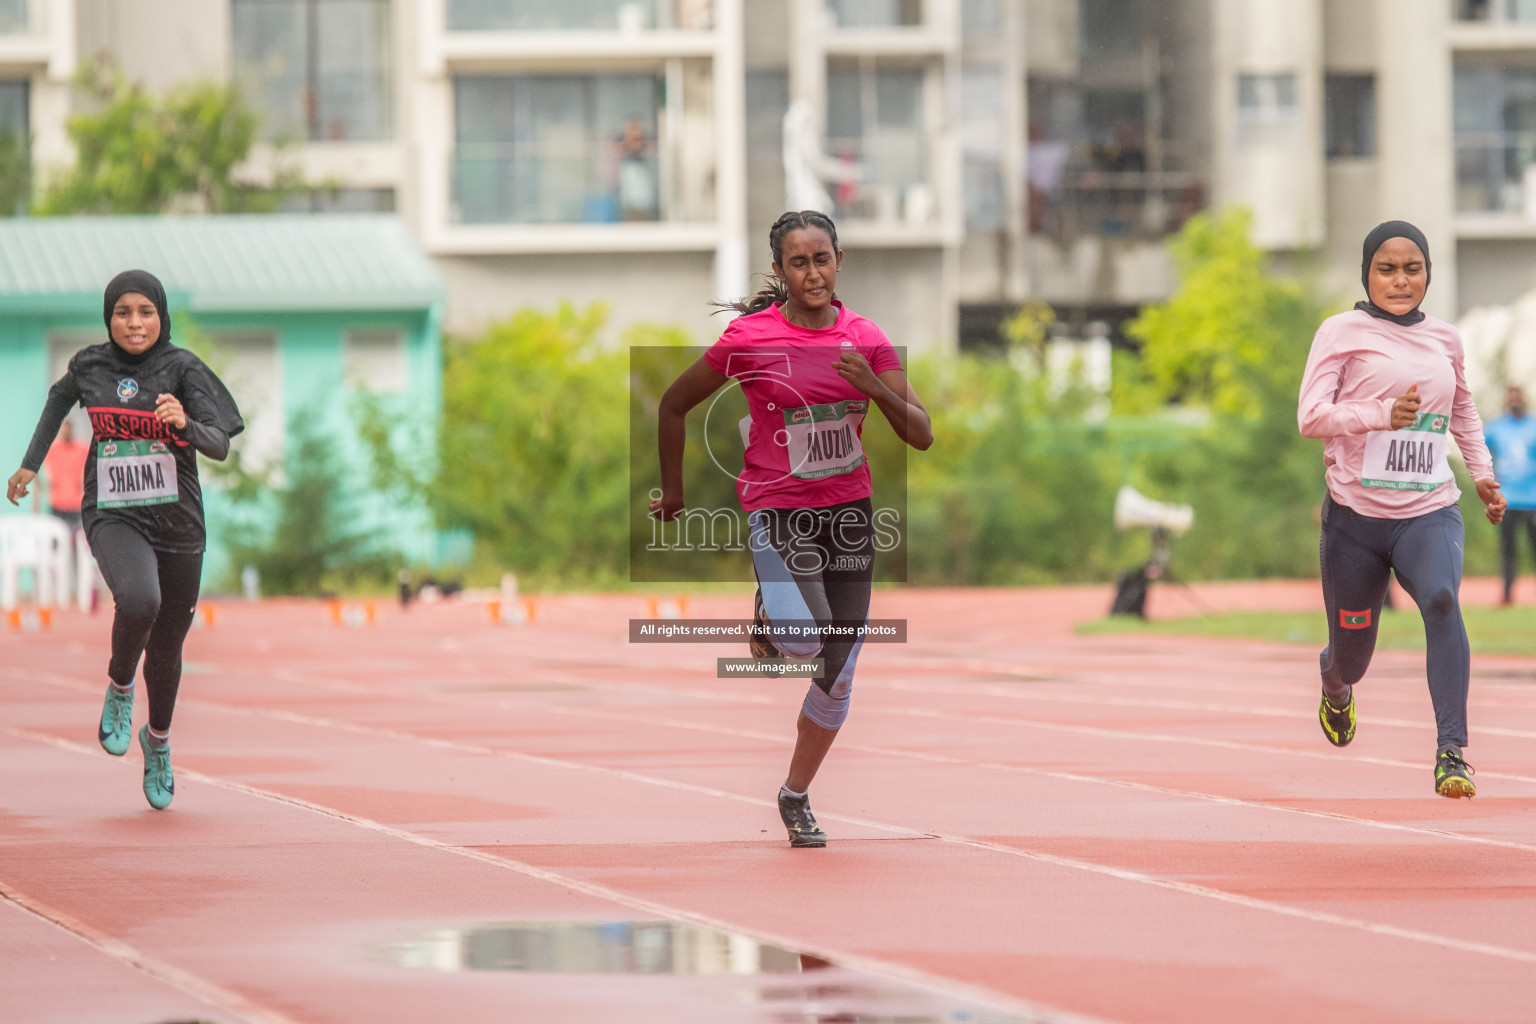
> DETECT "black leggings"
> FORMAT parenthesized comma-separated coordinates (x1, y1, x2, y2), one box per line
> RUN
(1500, 507, 1536, 601)
(749, 497, 875, 729)
(90, 521, 202, 733)
(1319, 495, 1469, 748)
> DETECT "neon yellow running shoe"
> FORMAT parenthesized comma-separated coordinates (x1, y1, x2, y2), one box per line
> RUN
(1318, 687, 1356, 747)
(1435, 746, 1475, 799)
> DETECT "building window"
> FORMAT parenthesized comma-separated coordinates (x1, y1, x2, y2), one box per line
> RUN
(1325, 75, 1376, 159)
(961, 67, 1005, 229)
(452, 74, 662, 225)
(447, 0, 710, 31)
(826, 61, 929, 223)
(962, 0, 1002, 35)
(1454, 62, 1536, 213)
(344, 329, 407, 393)
(0, 0, 26, 33)
(232, 0, 393, 142)
(827, 0, 922, 29)
(1237, 73, 1297, 120)
(1079, 0, 1144, 57)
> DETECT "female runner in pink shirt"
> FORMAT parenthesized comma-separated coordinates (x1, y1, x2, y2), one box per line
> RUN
(1298, 221, 1506, 797)
(651, 210, 933, 846)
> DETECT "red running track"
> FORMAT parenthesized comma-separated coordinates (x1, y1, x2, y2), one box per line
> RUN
(2, 581, 1535, 1024)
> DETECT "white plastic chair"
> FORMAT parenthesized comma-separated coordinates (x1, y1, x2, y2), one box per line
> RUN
(0, 515, 74, 610)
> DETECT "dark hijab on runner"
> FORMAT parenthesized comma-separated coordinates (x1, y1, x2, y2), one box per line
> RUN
(1354, 220, 1432, 326)
(7, 269, 243, 809)
(651, 210, 933, 847)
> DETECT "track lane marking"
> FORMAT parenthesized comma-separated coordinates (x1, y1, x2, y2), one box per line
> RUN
(0, 875, 302, 1024)
(3, 726, 1099, 1024)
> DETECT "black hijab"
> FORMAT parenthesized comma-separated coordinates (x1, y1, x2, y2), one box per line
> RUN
(1355, 221, 1430, 327)
(103, 269, 172, 355)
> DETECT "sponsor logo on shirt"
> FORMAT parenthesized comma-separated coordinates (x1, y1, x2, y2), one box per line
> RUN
(791, 409, 812, 423)
(116, 378, 139, 401)
(87, 407, 186, 446)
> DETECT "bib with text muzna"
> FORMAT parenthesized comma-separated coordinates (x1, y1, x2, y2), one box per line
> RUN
(783, 399, 867, 480)
(1360, 411, 1453, 492)
(97, 440, 179, 508)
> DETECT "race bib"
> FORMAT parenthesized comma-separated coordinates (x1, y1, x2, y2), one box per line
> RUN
(783, 399, 867, 480)
(97, 440, 179, 508)
(1361, 411, 1453, 492)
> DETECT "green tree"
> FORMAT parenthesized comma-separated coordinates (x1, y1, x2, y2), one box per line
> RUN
(1123, 208, 1324, 417)
(35, 57, 299, 215)
(432, 305, 636, 587)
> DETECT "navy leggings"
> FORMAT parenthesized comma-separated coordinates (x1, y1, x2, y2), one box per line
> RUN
(90, 521, 203, 733)
(1319, 494, 1469, 748)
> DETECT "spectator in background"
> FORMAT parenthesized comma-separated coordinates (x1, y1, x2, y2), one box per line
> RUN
(618, 119, 658, 222)
(43, 418, 88, 532)
(1485, 385, 1536, 605)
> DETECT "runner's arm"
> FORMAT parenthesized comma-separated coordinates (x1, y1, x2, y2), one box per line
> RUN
(651, 358, 729, 521)
(831, 353, 933, 450)
(871, 369, 932, 451)
(19, 379, 80, 474)
(1297, 326, 1393, 439)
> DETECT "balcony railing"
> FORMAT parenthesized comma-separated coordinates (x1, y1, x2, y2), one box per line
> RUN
(1453, 0, 1536, 21)
(1031, 168, 1206, 242)
(826, 0, 923, 29)
(824, 132, 933, 224)
(447, 0, 713, 31)
(1456, 130, 1536, 213)
(0, 0, 28, 34)
(450, 142, 714, 226)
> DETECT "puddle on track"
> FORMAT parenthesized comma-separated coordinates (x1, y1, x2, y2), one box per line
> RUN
(384, 920, 1044, 1023)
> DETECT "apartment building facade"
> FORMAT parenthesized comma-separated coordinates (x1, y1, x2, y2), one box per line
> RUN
(3, 0, 1536, 350)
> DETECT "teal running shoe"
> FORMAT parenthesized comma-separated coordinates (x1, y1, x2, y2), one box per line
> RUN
(98, 685, 133, 756)
(138, 726, 174, 810)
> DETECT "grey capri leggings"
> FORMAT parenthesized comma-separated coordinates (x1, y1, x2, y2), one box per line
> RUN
(749, 496, 876, 730)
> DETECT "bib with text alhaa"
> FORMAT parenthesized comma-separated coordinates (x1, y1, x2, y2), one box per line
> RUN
(97, 440, 179, 508)
(783, 399, 867, 480)
(1361, 411, 1453, 492)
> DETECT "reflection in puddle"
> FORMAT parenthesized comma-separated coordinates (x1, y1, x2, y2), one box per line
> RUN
(388, 920, 802, 975)
(385, 921, 1040, 1023)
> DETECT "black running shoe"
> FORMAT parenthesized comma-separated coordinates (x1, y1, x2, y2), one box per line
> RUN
(749, 588, 781, 660)
(1318, 686, 1356, 747)
(778, 788, 826, 848)
(1434, 746, 1476, 799)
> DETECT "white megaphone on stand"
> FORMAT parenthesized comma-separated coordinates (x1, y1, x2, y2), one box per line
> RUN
(1110, 486, 1195, 618)
(1113, 486, 1194, 536)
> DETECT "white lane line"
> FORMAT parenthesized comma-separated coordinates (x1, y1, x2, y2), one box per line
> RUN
(0, 876, 303, 1024)
(5, 727, 1098, 1024)
(14, 719, 1536, 971)
(550, 704, 1536, 855)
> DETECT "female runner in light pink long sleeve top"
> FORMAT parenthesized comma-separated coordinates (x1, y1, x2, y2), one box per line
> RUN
(1297, 220, 1505, 798)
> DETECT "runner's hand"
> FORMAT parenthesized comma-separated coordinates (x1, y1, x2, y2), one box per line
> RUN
(6, 468, 35, 506)
(1476, 477, 1507, 525)
(155, 393, 187, 430)
(649, 489, 684, 522)
(1390, 384, 1421, 429)
(832, 351, 882, 397)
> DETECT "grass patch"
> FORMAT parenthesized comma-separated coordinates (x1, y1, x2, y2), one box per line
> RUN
(1076, 606, 1536, 657)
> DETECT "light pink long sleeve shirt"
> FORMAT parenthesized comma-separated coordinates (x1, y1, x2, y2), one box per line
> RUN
(1298, 309, 1493, 520)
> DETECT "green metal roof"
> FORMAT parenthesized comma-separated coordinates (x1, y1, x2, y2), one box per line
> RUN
(0, 214, 444, 314)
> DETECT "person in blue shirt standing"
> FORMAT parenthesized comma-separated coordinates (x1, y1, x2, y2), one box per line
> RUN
(1485, 385, 1536, 605)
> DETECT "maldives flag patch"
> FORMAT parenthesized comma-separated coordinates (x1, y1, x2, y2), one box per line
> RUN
(1340, 609, 1372, 629)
